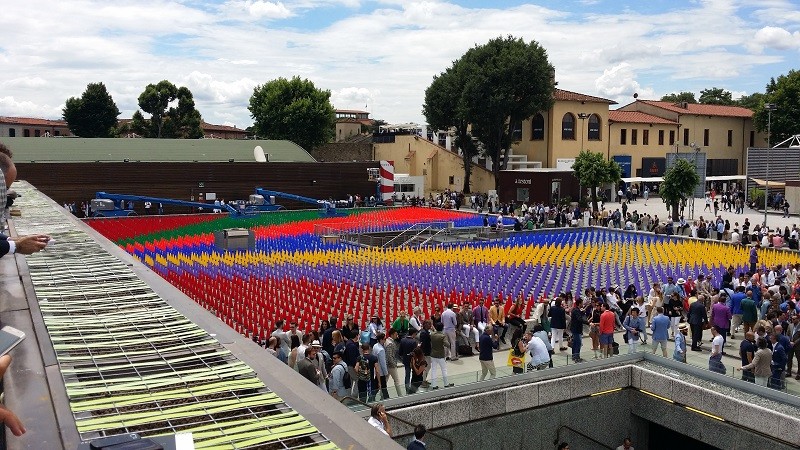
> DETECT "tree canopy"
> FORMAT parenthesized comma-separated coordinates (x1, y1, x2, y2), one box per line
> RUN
(753, 69, 800, 145)
(132, 80, 203, 138)
(424, 35, 554, 189)
(423, 64, 479, 192)
(736, 92, 765, 111)
(248, 76, 335, 151)
(661, 159, 700, 221)
(62, 82, 120, 137)
(698, 87, 734, 105)
(660, 91, 696, 104)
(571, 150, 621, 212)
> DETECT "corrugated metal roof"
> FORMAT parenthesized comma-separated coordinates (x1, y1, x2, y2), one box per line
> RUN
(0, 137, 316, 163)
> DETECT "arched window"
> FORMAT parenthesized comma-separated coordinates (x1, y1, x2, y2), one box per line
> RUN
(511, 119, 523, 141)
(588, 114, 601, 141)
(531, 114, 544, 140)
(561, 113, 575, 140)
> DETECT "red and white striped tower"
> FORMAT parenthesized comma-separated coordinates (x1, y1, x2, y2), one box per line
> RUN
(379, 160, 394, 203)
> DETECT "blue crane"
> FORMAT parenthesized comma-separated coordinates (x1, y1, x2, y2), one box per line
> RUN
(90, 192, 246, 217)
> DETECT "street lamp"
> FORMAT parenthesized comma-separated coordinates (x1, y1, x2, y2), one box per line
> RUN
(764, 103, 777, 229)
(577, 113, 589, 150)
(690, 143, 700, 220)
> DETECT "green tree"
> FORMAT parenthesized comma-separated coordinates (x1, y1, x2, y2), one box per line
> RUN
(660, 91, 697, 103)
(164, 87, 203, 139)
(753, 69, 800, 145)
(62, 82, 120, 137)
(248, 76, 335, 151)
(423, 63, 479, 193)
(736, 92, 765, 111)
(458, 36, 553, 186)
(137, 80, 178, 138)
(571, 150, 622, 212)
(661, 159, 700, 221)
(698, 87, 734, 105)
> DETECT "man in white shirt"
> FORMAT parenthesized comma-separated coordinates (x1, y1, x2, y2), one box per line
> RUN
(730, 228, 740, 244)
(525, 332, 550, 371)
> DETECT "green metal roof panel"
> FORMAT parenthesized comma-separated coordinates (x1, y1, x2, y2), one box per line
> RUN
(0, 138, 316, 163)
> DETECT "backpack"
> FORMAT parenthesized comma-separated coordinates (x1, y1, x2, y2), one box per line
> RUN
(338, 362, 352, 389)
(356, 355, 371, 381)
(360, 330, 371, 345)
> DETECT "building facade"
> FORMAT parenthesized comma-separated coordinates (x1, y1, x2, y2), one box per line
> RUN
(1, 117, 247, 139)
(616, 100, 762, 175)
(334, 109, 374, 142)
(0, 117, 72, 138)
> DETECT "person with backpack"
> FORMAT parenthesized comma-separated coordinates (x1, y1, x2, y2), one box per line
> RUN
(355, 343, 380, 402)
(328, 351, 351, 400)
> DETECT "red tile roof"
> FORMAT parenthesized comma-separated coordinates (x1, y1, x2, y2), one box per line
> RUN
(554, 88, 617, 105)
(0, 116, 67, 127)
(638, 100, 753, 118)
(608, 111, 678, 125)
(200, 122, 245, 132)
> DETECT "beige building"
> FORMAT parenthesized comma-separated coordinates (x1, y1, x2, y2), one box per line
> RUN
(616, 100, 762, 176)
(607, 110, 680, 177)
(334, 109, 374, 142)
(373, 134, 495, 194)
(510, 89, 617, 169)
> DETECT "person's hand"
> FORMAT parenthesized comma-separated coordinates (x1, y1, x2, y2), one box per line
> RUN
(12, 235, 50, 255)
(0, 406, 25, 436)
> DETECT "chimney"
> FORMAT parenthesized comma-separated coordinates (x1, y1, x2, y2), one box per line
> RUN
(680, 102, 688, 109)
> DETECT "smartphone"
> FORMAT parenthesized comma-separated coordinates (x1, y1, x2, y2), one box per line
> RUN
(0, 326, 25, 357)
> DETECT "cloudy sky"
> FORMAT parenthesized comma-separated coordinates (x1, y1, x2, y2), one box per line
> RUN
(1, 0, 798, 128)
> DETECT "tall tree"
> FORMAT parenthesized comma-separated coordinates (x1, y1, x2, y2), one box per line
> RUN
(752, 69, 800, 145)
(459, 36, 554, 186)
(423, 63, 479, 193)
(736, 92, 765, 111)
(62, 82, 120, 137)
(660, 92, 697, 104)
(137, 80, 178, 138)
(571, 150, 622, 212)
(249, 76, 335, 151)
(698, 87, 734, 105)
(164, 87, 203, 139)
(661, 159, 700, 221)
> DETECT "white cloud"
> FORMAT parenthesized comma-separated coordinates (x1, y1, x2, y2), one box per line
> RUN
(0, 96, 62, 118)
(594, 63, 656, 103)
(222, 1, 293, 20)
(331, 87, 379, 111)
(0, 0, 797, 127)
(753, 26, 800, 50)
(1, 77, 47, 89)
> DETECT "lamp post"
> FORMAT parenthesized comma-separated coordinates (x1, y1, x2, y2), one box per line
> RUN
(690, 143, 700, 220)
(764, 103, 777, 229)
(577, 113, 589, 150)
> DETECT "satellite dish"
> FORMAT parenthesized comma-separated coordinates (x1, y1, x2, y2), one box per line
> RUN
(253, 145, 267, 162)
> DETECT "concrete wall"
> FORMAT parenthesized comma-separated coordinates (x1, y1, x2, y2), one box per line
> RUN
(374, 135, 495, 194)
(386, 357, 800, 450)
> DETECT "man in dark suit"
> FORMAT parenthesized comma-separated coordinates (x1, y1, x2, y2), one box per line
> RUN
(687, 294, 708, 351)
(407, 424, 427, 450)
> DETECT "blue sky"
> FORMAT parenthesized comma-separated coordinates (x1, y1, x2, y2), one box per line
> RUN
(1, 0, 798, 128)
